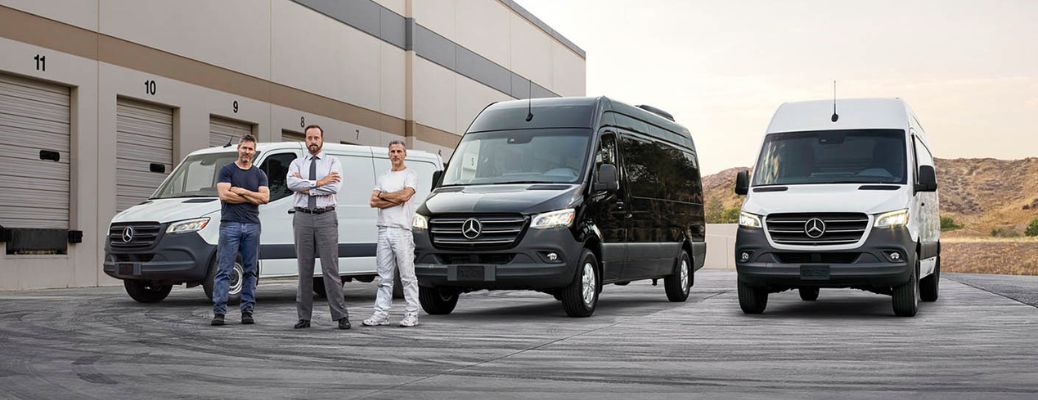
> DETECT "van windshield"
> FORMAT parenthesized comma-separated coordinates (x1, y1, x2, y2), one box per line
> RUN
(442, 129, 592, 186)
(753, 129, 907, 186)
(152, 152, 241, 199)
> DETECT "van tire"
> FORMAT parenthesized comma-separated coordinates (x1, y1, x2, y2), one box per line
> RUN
(664, 251, 693, 302)
(124, 280, 172, 303)
(560, 250, 600, 317)
(799, 287, 820, 301)
(202, 257, 244, 303)
(738, 281, 768, 314)
(419, 286, 459, 315)
(892, 260, 920, 317)
(920, 255, 940, 302)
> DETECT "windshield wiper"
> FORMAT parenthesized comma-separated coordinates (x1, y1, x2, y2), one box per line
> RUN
(490, 180, 555, 185)
(150, 194, 216, 199)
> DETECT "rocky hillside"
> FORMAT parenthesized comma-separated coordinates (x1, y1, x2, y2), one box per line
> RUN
(701, 158, 1038, 237)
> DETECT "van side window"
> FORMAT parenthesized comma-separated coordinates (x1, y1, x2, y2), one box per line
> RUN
(594, 134, 617, 170)
(620, 134, 659, 199)
(260, 152, 297, 202)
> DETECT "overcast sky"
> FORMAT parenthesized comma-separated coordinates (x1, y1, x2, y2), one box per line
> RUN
(514, 0, 1038, 174)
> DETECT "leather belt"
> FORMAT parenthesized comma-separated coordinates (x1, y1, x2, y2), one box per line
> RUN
(294, 207, 335, 214)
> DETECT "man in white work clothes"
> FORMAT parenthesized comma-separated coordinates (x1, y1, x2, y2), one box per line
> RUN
(364, 140, 421, 327)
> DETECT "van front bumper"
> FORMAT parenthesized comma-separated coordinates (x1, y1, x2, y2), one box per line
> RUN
(735, 225, 916, 290)
(103, 231, 215, 283)
(414, 227, 583, 291)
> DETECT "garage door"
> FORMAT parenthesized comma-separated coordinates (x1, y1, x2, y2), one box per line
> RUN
(116, 98, 173, 213)
(0, 73, 70, 229)
(282, 129, 304, 142)
(210, 116, 252, 148)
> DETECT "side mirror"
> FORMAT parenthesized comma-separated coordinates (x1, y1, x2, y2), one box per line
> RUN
(915, 165, 937, 193)
(734, 170, 749, 195)
(431, 170, 444, 190)
(593, 164, 619, 192)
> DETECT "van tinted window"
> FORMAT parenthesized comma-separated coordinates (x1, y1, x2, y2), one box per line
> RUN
(620, 134, 659, 198)
(753, 129, 907, 186)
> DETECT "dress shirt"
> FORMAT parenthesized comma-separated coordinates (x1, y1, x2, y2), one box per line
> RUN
(286, 151, 341, 209)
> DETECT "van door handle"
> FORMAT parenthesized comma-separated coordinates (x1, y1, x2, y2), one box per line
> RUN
(288, 209, 295, 214)
(616, 201, 625, 209)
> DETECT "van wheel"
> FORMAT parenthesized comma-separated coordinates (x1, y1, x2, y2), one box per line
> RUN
(419, 286, 459, 315)
(664, 250, 693, 302)
(124, 280, 172, 303)
(560, 249, 599, 317)
(892, 260, 920, 317)
(920, 256, 940, 302)
(737, 280, 768, 314)
(799, 287, 820, 301)
(202, 257, 244, 303)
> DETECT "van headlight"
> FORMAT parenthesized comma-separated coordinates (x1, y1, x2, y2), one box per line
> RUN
(412, 213, 429, 230)
(166, 217, 210, 234)
(531, 209, 576, 229)
(874, 209, 909, 228)
(739, 212, 763, 229)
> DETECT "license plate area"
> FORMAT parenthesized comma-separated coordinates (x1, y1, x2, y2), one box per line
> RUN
(448, 265, 495, 281)
(800, 265, 830, 280)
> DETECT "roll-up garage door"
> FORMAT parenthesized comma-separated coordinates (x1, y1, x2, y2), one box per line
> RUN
(282, 129, 305, 142)
(0, 73, 71, 229)
(210, 116, 252, 148)
(116, 98, 173, 212)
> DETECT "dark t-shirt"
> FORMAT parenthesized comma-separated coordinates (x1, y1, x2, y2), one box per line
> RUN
(218, 163, 268, 224)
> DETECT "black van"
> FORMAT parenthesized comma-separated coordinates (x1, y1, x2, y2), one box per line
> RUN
(413, 97, 706, 317)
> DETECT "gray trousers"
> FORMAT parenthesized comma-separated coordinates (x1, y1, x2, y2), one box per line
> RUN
(294, 211, 348, 321)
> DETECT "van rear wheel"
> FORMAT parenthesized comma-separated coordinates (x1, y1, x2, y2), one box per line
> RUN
(124, 280, 172, 303)
(419, 286, 459, 315)
(664, 251, 692, 302)
(799, 287, 820, 301)
(560, 249, 599, 317)
(737, 280, 768, 314)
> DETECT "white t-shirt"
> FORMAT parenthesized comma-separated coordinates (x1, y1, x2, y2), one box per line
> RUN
(374, 168, 419, 230)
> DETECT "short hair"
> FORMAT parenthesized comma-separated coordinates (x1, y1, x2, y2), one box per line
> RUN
(304, 124, 324, 137)
(388, 140, 406, 150)
(239, 134, 257, 145)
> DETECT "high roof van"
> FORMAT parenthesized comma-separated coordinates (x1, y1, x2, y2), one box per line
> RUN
(104, 142, 442, 303)
(734, 98, 940, 317)
(414, 97, 707, 317)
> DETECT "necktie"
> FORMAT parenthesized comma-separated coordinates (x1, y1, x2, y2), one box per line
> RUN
(308, 156, 318, 209)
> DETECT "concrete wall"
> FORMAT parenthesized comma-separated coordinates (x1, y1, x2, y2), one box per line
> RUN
(0, 0, 586, 290)
(705, 224, 738, 270)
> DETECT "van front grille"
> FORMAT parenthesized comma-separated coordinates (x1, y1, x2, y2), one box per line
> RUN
(429, 215, 527, 249)
(766, 213, 869, 246)
(108, 222, 164, 249)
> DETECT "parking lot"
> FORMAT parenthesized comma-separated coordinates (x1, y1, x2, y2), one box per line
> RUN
(1, 269, 1036, 399)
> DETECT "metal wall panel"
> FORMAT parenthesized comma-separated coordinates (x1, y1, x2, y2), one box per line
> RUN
(209, 116, 252, 148)
(115, 98, 173, 212)
(282, 129, 305, 142)
(0, 73, 70, 229)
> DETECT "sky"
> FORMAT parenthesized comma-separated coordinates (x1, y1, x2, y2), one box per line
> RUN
(514, 0, 1038, 175)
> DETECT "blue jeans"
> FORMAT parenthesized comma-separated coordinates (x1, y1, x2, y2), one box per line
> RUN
(213, 222, 260, 315)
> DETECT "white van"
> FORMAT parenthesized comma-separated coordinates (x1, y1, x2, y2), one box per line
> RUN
(733, 98, 940, 317)
(103, 142, 442, 303)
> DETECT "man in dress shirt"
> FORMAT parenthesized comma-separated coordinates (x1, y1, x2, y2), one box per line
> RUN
(286, 124, 350, 329)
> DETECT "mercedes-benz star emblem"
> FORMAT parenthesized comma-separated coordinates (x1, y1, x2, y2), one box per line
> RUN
(804, 218, 826, 239)
(122, 226, 135, 243)
(462, 218, 482, 240)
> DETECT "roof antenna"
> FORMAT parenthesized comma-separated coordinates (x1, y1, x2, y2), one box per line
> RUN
(525, 79, 534, 122)
(830, 80, 839, 122)
(224, 138, 232, 147)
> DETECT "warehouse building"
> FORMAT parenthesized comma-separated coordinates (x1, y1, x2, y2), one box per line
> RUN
(0, 0, 586, 289)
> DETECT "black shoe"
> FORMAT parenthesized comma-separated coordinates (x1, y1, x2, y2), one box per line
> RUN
(241, 311, 254, 325)
(294, 319, 310, 329)
(211, 314, 225, 326)
(338, 318, 351, 330)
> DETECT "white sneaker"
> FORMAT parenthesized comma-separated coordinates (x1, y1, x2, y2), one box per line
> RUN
(362, 313, 390, 326)
(399, 313, 419, 327)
